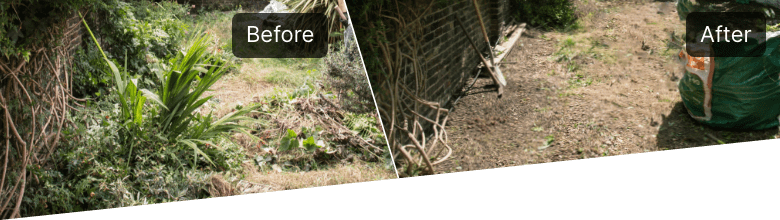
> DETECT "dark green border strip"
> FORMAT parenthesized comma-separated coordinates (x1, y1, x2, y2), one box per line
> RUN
(33, 140, 780, 220)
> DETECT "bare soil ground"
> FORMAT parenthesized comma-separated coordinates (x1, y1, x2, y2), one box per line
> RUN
(438, 0, 779, 173)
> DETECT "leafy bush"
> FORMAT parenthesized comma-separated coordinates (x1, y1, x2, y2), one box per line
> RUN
(81, 10, 149, 135)
(323, 40, 375, 114)
(285, 0, 343, 38)
(0, 0, 99, 60)
(85, 0, 190, 89)
(72, 43, 111, 98)
(19, 102, 243, 216)
(152, 35, 227, 138)
(511, 0, 577, 30)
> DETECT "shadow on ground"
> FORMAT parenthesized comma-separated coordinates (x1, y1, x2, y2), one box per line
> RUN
(656, 102, 779, 150)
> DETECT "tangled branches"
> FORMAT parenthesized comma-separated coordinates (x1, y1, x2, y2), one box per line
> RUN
(357, 0, 453, 175)
(0, 11, 81, 219)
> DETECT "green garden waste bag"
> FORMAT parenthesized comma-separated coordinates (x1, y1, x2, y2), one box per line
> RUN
(676, 0, 780, 130)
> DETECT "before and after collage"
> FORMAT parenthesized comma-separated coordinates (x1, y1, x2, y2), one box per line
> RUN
(1, 0, 779, 218)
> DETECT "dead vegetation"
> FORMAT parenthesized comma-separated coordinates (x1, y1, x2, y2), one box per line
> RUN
(246, 161, 395, 190)
(199, 77, 393, 195)
(186, 4, 395, 193)
(197, 31, 393, 194)
(192, 68, 393, 195)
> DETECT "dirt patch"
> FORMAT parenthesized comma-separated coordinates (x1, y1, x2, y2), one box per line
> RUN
(203, 71, 276, 118)
(437, 1, 779, 173)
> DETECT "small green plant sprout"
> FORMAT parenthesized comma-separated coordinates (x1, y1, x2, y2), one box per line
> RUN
(538, 135, 555, 150)
(279, 129, 300, 152)
(278, 127, 326, 153)
(300, 127, 326, 152)
(563, 38, 576, 47)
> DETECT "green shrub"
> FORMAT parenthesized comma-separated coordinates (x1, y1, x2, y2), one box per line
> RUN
(511, 0, 577, 30)
(91, 0, 190, 88)
(72, 43, 111, 98)
(278, 128, 326, 153)
(323, 40, 375, 114)
(19, 102, 243, 216)
(0, 0, 100, 60)
(71, 0, 191, 98)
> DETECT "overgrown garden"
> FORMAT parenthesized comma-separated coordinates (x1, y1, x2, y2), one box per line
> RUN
(1, 0, 392, 218)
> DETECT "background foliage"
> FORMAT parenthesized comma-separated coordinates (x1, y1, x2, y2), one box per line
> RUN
(71, 0, 190, 98)
(323, 36, 375, 114)
(0, 0, 98, 60)
(510, 0, 578, 30)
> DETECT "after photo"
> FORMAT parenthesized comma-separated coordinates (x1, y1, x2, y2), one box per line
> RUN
(348, 0, 780, 177)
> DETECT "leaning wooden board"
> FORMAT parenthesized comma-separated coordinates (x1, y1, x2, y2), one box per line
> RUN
(454, 14, 504, 97)
(494, 23, 526, 65)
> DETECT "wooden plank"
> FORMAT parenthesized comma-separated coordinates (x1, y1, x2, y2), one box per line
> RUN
(494, 23, 526, 65)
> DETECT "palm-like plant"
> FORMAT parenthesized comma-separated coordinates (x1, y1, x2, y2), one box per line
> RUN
(83, 12, 257, 168)
(148, 34, 225, 139)
(283, 0, 347, 54)
(285, 0, 342, 33)
(143, 33, 258, 166)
